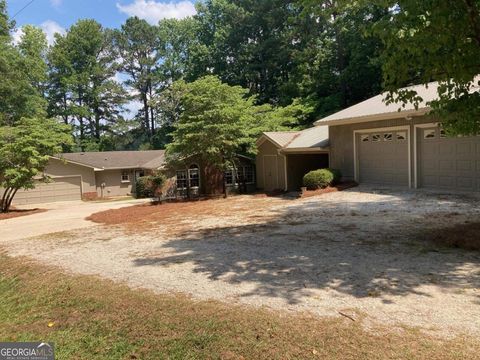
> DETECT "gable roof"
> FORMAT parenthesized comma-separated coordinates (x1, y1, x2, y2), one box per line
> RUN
(314, 78, 480, 126)
(258, 126, 329, 152)
(260, 131, 302, 148)
(57, 150, 166, 170)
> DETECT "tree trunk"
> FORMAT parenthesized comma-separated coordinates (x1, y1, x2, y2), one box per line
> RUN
(149, 87, 155, 137)
(1, 187, 17, 213)
(142, 93, 150, 137)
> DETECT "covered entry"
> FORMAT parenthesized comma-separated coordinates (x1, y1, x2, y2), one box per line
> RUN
(285, 152, 329, 191)
(355, 128, 410, 187)
(417, 125, 480, 191)
(13, 176, 82, 205)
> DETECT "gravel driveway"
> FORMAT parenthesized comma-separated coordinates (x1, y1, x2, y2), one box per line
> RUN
(2, 186, 480, 337)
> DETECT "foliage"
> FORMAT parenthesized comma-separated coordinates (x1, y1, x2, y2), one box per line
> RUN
(328, 168, 342, 184)
(303, 169, 335, 189)
(0, 118, 73, 212)
(47, 19, 127, 150)
(371, 0, 480, 135)
(166, 76, 255, 171)
(135, 176, 153, 198)
(135, 172, 167, 199)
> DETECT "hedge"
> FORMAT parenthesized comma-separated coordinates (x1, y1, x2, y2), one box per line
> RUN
(302, 168, 342, 189)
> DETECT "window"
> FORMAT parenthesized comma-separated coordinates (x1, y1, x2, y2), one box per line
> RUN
(224, 169, 234, 185)
(121, 171, 130, 183)
(176, 170, 187, 189)
(243, 165, 255, 184)
(188, 164, 200, 188)
(372, 134, 381, 142)
(360, 134, 369, 142)
(396, 131, 407, 141)
(424, 129, 436, 139)
(383, 133, 393, 141)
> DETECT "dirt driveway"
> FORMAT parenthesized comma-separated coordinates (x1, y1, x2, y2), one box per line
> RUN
(2, 186, 480, 337)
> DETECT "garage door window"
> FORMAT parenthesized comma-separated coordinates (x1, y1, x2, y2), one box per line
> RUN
(360, 134, 369, 142)
(372, 134, 381, 142)
(396, 131, 407, 141)
(424, 129, 436, 139)
(383, 133, 393, 141)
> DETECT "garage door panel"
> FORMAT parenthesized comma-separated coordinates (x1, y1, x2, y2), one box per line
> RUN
(12, 176, 81, 205)
(418, 127, 480, 191)
(357, 130, 409, 187)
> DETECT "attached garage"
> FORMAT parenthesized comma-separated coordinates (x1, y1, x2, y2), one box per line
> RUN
(355, 127, 410, 187)
(416, 125, 480, 191)
(13, 176, 82, 205)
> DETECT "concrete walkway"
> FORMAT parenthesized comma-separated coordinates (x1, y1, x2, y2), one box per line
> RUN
(0, 199, 149, 242)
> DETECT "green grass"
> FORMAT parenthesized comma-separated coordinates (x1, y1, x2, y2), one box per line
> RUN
(0, 254, 478, 359)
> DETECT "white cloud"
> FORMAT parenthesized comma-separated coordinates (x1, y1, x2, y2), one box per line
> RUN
(11, 27, 24, 45)
(40, 20, 66, 45)
(12, 20, 65, 46)
(50, 0, 62, 8)
(117, 0, 196, 24)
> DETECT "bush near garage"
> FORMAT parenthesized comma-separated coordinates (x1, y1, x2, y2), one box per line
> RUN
(135, 172, 167, 199)
(135, 177, 154, 198)
(303, 169, 341, 190)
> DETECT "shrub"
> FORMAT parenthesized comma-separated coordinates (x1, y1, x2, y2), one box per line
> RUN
(328, 168, 342, 184)
(303, 169, 335, 189)
(135, 172, 167, 199)
(135, 176, 153, 198)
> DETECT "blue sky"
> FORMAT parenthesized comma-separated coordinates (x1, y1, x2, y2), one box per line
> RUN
(9, 0, 198, 44)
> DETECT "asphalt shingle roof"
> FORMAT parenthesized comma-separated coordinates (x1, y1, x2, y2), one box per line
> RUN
(58, 150, 166, 170)
(314, 78, 480, 125)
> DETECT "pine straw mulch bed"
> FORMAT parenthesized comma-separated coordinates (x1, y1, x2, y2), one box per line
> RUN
(299, 181, 358, 198)
(0, 207, 46, 221)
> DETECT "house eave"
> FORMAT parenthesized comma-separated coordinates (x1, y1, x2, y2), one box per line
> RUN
(314, 107, 430, 126)
(280, 147, 329, 154)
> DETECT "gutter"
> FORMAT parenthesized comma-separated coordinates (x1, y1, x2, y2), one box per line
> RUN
(313, 107, 430, 126)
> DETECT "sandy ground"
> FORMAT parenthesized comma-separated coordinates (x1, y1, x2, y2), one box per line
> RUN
(1, 198, 149, 242)
(2, 186, 480, 338)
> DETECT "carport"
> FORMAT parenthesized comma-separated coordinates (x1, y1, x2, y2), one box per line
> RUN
(284, 151, 329, 191)
(256, 126, 330, 192)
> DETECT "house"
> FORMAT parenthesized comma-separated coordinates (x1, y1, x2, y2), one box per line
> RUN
(315, 80, 480, 191)
(12, 150, 256, 205)
(256, 126, 329, 191)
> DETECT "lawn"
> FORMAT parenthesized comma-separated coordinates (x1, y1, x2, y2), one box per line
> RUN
(0, 254, 478, 360)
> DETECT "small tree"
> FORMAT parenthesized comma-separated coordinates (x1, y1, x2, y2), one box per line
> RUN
(0, 118, 72, 212)
(166, 76, 256, 195)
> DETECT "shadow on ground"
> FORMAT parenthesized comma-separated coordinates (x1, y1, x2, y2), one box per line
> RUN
(133, 187, 480, 305)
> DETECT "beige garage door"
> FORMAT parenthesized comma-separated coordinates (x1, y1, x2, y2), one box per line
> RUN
(13, 176, 82, 205)
(418, 127, 480, 191)
(357, 130, 409, 186)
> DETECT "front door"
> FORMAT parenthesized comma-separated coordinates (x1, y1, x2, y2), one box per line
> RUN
(263, 155, 278, 191)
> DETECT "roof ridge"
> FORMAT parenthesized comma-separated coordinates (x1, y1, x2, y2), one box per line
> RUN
(283, 132, 303, 148)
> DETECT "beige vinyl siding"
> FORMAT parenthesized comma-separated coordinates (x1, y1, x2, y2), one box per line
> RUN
(95, 169, 135, 197)
(256, 139, 286, 191)
(329, 116, 433, 186)
(45, 157, 96, 193)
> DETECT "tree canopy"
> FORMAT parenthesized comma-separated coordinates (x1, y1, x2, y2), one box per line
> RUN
(372, 0, 480, 135)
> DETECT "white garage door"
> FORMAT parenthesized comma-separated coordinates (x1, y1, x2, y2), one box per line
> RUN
(13, 176, 82, 205)
(356, 130, 409, 186)
(418, 127, 480, 191)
